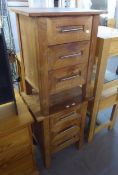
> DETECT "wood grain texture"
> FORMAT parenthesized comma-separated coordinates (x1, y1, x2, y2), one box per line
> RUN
(88, 26, 118, 142)
(85, 15, 100, 97)
(49, 86, 83, 113)
(77, 101, 88, 148)
(48, 41, 90, 70)
(21, 92, 44, 122)
(99, 93, 118, 111)
(50, 101, 87, 154)
(51, 125, 80, 146)
(0, 92, 33, 135)
(103, 79, 118, 91)
(49, 64, 87, 94)
(42, 117, 51, 168)
(109, 104, 118, 130)
(0, 128, 30, 152)
(0, 92, 38, 174)
(47, 16, 92, 45)
(0, 154, 35, 175)
(51, 135, 79, 154)
(18, 15, 39, 92)
(88, 38, 111, 142)
(36, 17, 49, 115)
(50, 110, 81, 127)
(50, 113, 81, 135)
(15, 11, 101, 115)
(13, 9, 102, 167)
(20, 92, 87, 168)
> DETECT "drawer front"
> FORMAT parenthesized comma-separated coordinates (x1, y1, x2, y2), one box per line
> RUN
(0, 128, 31, 167)
(50, 108, 81, 154)
(47, 16, 93, 45)
(0, 154, 34, 175)
(51, 135, 79, 154)
(48, 41, 90, 70)
(51, 125, 80, 147)
(50, 102, 87, 154)
(49, 64, 87, 94)
(50, 108, 81, 127)
(50, 111, 81, 133)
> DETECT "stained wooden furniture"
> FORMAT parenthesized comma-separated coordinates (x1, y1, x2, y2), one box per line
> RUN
(11, 8, 104, 115)
(88, 26, 118, 142)
(11, 8, 103, 167)
(21, 92, 87, 168)
(0, 92, 39, 175)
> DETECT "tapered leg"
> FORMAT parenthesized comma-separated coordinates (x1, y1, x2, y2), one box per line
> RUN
(109, 104, 118, 130)
(77, 101, 88, 148)
(42, 117, 51, 168)
(88, 101, 99, 143)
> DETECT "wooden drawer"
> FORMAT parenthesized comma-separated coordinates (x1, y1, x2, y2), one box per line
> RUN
(50, 110, 81, 131)
(47, 16, 93, 45)
(0, 154, 35, 175)
(51, 134, 79, 154)
(50, 106, 81, 128)
(0, 128, 31, 167)
(51, 125, 80, 151)
(50, 109, 81, 154)
(48, 41, 90, 70)
(49, 64, 87, 94)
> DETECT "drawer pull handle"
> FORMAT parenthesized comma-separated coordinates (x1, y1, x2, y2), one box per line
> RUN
(86, 29, 90, 34)
(72, 103, 76, 106)
(66, 105, 70, 108)
(61, 27, 84, 33)
(61, 73, 81, 82)
(60, 52, 82, 59)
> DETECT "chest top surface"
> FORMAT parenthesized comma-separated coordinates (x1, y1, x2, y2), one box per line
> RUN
(10, 7, 105, 17)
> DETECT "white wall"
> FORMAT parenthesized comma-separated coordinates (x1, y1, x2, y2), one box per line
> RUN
(108, 0, 116, 18)
(29, 0, 54, 7)
(9, 12, 19, 52)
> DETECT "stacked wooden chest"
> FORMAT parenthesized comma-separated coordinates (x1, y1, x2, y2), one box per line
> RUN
(12, 8, 103, 167)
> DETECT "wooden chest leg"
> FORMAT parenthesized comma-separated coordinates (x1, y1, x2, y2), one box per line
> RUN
(42, 117, 51, 168)
(77, 101, 88, 148)
(88, 101, 99, 143)
(25, 80, 33, 95)
(79, 102, 88, 148)
(109, 104, 118, 130)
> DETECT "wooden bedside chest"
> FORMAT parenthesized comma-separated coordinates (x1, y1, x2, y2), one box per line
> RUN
(11, 8, 104, 168)
(0, 92, 39, 175)
(11, 8, 104, 115)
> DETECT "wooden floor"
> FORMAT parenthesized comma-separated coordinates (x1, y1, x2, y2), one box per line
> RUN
(35, 108, 118, 175)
